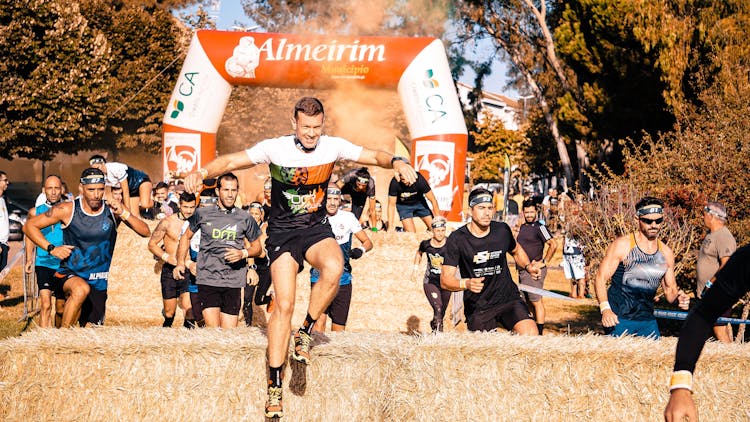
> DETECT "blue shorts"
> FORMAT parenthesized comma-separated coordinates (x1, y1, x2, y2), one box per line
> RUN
(396, 201, 432, 220)
(605, 317, 660, 339)
(125, 167, 151, 196)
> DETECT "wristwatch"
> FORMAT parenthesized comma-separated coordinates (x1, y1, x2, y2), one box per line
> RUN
(46, 244, 56, 253)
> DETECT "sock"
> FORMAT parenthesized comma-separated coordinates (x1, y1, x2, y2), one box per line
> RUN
(300, 313, 316, 336)
(537, 323, 544, 335)
(269, 365, 284, 388)
(163, 316, 174, 327)
(184, 319, 195, 329)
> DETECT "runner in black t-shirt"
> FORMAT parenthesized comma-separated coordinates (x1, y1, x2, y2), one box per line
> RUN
(441, 188, 542, 334)
(412, 217, 450, 332)
(338, 167, 376, 225)
(664, 244, 750, 421)
(387, 171, 441, 232)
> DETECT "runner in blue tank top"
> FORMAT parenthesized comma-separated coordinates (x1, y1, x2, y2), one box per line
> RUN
(23, 175, 66, 328)
(594, 197, 690, 338)
(23, 168, 150, 327)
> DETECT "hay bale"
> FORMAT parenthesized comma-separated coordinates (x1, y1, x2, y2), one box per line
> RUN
(1, 328, 749, 421)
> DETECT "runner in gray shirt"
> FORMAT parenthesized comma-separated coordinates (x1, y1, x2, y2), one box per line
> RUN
(174, 173, 261, 328)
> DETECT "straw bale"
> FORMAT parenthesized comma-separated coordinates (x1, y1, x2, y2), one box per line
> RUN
(1, 327, 750, 421)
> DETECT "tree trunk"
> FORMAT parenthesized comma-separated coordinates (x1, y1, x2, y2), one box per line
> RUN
(575, 139, 590, 194)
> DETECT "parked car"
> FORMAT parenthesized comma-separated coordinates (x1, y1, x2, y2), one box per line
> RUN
(7, 201, 28, 242)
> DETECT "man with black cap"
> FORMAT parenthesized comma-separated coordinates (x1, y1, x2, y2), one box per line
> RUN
(23, 168, 151, 327)
(440, 187, 541, 334)
(594, 196, 690, 338)
(696, 201, 736, 343)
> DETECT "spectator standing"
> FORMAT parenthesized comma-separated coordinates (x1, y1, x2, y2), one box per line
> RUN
(696, 201, 736, 343)
(516, 199, 557, 334)
(0, 171, 9, 272)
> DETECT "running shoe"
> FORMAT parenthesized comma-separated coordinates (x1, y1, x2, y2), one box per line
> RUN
(291, 330, 312, 364)
(265, 386, 283, 418)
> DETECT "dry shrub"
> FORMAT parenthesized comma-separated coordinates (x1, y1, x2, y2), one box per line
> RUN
(1, 328, 749, 421)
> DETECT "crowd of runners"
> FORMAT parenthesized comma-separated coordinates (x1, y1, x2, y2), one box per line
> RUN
(10, 97, 742, 420)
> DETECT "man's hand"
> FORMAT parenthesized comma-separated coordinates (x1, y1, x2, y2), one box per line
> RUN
(173, 265, 186, 281)
(526, 260, 543, 280)
(183, 171, 204, 194)
(466, 277, 485, 293)
(50, 245, 75, 260)
(677, 290, 690, 310)
(664, 389, 697, 421)
(601, 308, 619, 327)
(350, 247, 365, 260)
(393, 160, 417, 185)
(24, 261, 33, 274)
(224, 248, 247, 264)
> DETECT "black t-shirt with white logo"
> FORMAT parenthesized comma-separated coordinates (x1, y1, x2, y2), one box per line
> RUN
(418, 239, 446, 285)
(443, 221, 520, 316)
(388, 172, 431, 206)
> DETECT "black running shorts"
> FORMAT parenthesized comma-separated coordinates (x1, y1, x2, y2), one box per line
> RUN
(266, 224, 334, 272)
(198, 284, 241, 315)
(467, 299, 532, 332)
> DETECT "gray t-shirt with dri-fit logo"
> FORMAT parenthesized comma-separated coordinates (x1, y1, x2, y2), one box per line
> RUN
(188, 206, 260, 288)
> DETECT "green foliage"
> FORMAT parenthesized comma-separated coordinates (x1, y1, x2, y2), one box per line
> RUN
(0, 0, 188, 160)
(469, 111, 530, 182)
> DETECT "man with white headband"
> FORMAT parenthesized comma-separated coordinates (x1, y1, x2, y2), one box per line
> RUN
(23, 168, 150, 327)
(440, 188, 541, 334)
(594, 196, 690, 338)
(308, 185, 372, 332)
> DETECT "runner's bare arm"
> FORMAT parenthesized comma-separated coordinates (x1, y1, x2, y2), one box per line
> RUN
(387, 195, 397, 232)
(173, 226, 193, 280)
(183, 151, 255, 193)
(660, 246, 689, 309)
(441, 265, 484, 293)
(23, 207, 38, 273)
(357, 148, 417, 184)
(147, 220, 169, 261)
(594, 237, 630, 326)
(425, 190, 442, 217)
(22, 202, 75, 260)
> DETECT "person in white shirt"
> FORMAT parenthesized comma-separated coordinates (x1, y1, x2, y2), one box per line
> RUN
(0, 171, 10, 272)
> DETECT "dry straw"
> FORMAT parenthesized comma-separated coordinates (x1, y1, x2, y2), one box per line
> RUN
(2, 226, 750, 420)
(1, 328, 750, 420)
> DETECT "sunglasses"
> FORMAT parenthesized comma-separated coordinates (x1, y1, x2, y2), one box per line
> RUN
(639, 216, 664, 225)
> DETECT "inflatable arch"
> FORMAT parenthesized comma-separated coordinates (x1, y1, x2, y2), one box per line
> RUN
(162, 30, 468, 221)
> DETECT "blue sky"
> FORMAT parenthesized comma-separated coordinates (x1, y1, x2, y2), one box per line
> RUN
(184, 0, 513, 95)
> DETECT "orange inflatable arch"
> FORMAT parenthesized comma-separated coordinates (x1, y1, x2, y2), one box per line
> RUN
(162, 30, 468, 221)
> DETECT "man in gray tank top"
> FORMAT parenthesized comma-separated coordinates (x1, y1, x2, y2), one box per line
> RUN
(594, 196, 690, 338)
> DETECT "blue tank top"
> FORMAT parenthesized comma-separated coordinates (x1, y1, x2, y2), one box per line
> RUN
(34, 203, 63, 269)
(608, 234, 667, 321)
(60, 198, 119, 291)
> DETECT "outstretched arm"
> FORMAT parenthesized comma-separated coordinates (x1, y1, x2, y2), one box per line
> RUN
(357, 149, 417, 185)
(183, 150, 256, 193)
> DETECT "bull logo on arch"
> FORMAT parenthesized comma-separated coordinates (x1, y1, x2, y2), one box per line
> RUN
(162, 30, 468, 221)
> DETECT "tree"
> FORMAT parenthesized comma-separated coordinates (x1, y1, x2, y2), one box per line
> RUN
(0, 0, 112, 159)
(0, 0, 191, 160)
(454, 0, 578, 188)
(469, 110, 530, 182)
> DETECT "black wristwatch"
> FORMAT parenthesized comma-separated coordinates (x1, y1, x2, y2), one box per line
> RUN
(391, 156, 408, 165)
(46, 244, 56, 253)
